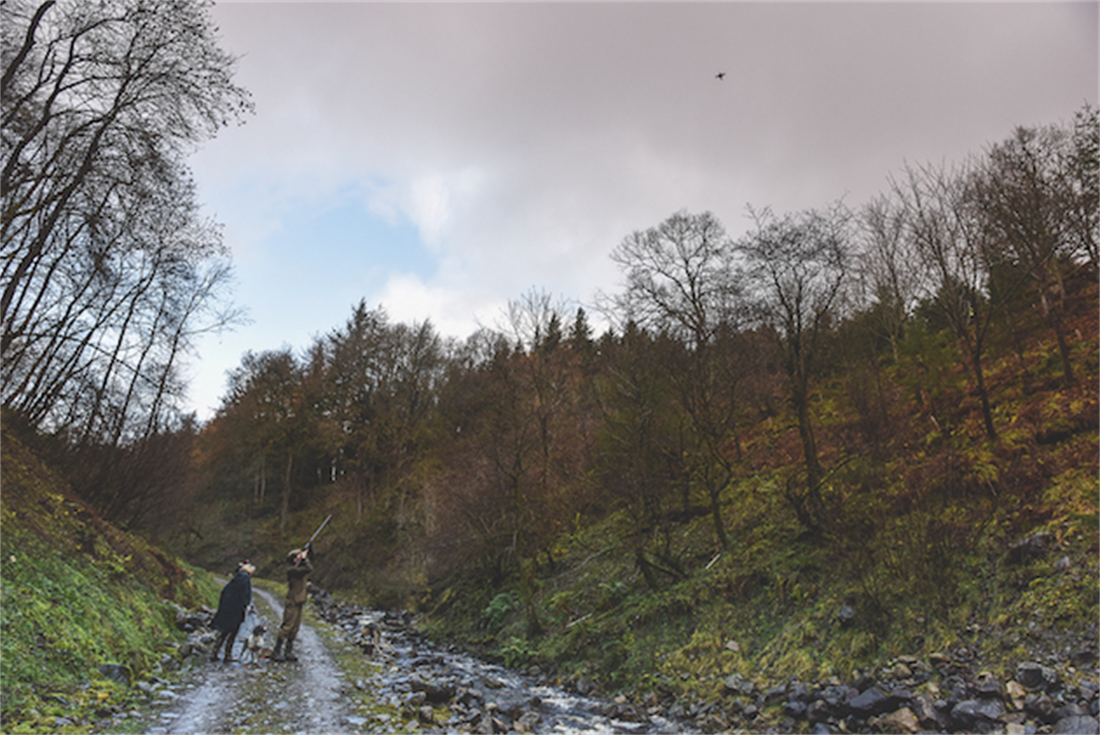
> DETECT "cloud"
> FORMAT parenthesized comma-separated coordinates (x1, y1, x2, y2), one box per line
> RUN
(375, 272, 503, 340)
(181, 0, 1097, 420)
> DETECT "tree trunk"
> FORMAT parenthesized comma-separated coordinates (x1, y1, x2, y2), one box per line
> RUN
(281, 452, 293, 529)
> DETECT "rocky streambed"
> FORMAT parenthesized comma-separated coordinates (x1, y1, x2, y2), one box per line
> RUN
(309, 586, 1099, 735)
(309, 587, 690, 733)
(88, 582, 1097, 735)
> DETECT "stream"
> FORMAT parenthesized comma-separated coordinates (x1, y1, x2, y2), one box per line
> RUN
(310, 588, 693, 734)
(139, 584, 693, 734)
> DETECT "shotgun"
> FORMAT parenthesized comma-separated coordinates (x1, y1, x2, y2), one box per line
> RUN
(302, 514, 332, 558)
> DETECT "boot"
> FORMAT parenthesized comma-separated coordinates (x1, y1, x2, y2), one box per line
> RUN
(283, 637, 298, 662)
(272, 638, 285, 662)
(210, 632, 227, 662)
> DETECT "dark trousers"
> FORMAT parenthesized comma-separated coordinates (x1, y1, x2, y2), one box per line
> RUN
(213, 622, 242, 660)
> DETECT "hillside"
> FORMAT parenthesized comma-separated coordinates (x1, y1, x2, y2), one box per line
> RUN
(418, 270, 1099, 719)
(0, 419, 221, 732)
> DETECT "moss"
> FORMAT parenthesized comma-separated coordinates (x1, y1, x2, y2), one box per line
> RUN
(0, 428, 214, 732)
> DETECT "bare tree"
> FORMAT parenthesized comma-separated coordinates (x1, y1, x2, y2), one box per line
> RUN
(972, 117, 1095, 385)
(892, 161, 1001, 439)
(738, 202, 852, 531)
(858, 194, 922, 362)
(1068, 104, 1099, 271)
(1, 0, 251, 443)
(610, 210, 747, 551)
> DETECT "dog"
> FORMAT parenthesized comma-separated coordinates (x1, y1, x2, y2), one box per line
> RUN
(241, 624, 267, 664)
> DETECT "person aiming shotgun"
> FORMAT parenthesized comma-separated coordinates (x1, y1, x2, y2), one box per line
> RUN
(272, 514, 330, 662)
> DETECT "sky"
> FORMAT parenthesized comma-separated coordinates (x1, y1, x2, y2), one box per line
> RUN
(184, 0, 1099, 421)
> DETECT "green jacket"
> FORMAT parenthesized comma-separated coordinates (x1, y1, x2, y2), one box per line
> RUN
(286, 557, 312, 605)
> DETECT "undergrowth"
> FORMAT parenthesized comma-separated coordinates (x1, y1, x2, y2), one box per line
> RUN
(0, 427, 217, 732)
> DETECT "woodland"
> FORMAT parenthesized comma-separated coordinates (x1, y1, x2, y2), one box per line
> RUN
(1, 0, 1097, 716)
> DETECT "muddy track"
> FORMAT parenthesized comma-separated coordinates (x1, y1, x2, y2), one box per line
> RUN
(144, 586, 354, 735)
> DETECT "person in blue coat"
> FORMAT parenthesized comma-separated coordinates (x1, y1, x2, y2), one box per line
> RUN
(210, 562, 255, 662)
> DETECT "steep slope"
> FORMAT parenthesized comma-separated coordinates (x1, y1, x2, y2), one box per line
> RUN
(0, 419, 218, 732)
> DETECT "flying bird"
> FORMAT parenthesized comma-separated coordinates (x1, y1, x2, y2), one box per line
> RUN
(715, 72, 726, 80)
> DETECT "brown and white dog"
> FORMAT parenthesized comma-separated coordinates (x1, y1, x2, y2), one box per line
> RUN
(241, 624, 268, 664)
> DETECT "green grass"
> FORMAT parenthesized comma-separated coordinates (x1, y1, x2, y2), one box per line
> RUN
(0, 427, 219, 732)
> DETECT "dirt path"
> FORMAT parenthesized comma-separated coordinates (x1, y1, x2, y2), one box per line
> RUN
(144, 586, 355, 735)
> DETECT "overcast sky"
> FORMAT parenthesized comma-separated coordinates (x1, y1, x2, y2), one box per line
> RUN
(184, 0, 1098, 421)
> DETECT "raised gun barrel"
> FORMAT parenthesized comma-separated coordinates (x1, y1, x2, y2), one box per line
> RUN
(304, 513, 332, 554)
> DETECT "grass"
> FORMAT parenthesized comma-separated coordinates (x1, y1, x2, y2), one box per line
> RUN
(0, 427, 219, 733)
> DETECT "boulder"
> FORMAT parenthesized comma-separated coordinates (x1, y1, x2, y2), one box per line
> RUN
(910, 693, 944, 730)
(411, 678, 455, 703)
(847, 687, 891, 717)
(1054, 715, 1100, 734)
(806, 699, 829, 723)
(1025, 693, 1057, 723)
(789, 681, 813, 703)
(975, 671, 1004, 698)
(881, 707, 921, 734)
(723, 673, 754, 696)
(1006, 680, 1028, 710)
(515, 711, 541, 732)
(1017, 661, 1059, 692)
(783, 700, 807, 719)
(951, 698, 1006, 729)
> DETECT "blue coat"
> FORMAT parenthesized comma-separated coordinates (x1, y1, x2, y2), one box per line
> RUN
(211, 570, 252, 632)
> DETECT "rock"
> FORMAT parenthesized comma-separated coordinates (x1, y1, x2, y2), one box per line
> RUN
(881, 707, 921, 734)
(783, 700, 807, 719)
(763, 685, 787, 705)
(1054, 715, 1099, 734)
(723, 673, 754, 696)
(941, 674, 970, 702)
(98, 664, 131, 685)
(852, 670, 876, 692)
(848, 687, 891, 717)
(910, 693, 943, 730)
(951, 698, 1005, 729)
(411, 678, 455, 703)
(892, 663, 913, 679)
(818, 684, 855, 712)
(789, 681, 813, 703)
(976, 671, 1004, 698)
(403, 691, 428, 712)
(1017, 661, 1059, 692)
(1025, 693, 1057, 722)
(417, 705, 435, 725)
(575, 677, 595, 696)
(885, 686, 914, 710)
(929, 652, 952, 669)
(806, 700, 830, 723)
(516, 711, 541, 732)
(837, 604, 856, 627)
(1006, 680, 1028, 709)
(1055, 704, 1089, 720)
